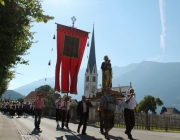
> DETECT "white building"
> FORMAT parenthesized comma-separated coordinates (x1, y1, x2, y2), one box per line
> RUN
(84, 26, 98, 99)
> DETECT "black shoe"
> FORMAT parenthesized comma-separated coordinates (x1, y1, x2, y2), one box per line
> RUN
(82, 132, 87, 135)
(65, 125, 69, 129)
(124, 130, 127, 135)
(101, 131, 105, 135)
(128, 133, 133, 139)
(36, 127, 40, 131)
(105, 134, 110, 140)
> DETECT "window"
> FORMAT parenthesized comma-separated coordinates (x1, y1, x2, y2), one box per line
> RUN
(94, 68, 96, 73)
(86, 76, 89, 82)
(92, 76, 96, 82)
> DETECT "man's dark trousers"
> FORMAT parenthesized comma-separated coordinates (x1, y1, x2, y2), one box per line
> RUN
(61, 110, 69, 128)
(34, 109, 42, 129)
(78, 112, 88, 133)
(124, 108, 135, 134)
(56, 109, 62, 122)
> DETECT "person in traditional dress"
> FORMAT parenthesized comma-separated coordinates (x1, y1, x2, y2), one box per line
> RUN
(100, 87, 118, 140)
(30, 102, 35, 117)
(61, 96, 72, 129)
(24, 102, 30, 118)
(17, 102, 23, 118)
(55, 96, 62, 129)
(9, 102, 16, 118)
(101, 56, 112, 92)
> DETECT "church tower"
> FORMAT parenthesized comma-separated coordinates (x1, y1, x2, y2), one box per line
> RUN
(84, 26, 98, 98)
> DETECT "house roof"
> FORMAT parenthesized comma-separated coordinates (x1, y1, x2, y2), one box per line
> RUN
(111, 86, 130, 94)
(95, 86, 130, 94)
(24, 91, 60, 100)
(163, 107, 180, 115)
(87, 26, 97, 73)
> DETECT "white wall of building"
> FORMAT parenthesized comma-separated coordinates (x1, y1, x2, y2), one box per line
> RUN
(84, 64, 98, 98)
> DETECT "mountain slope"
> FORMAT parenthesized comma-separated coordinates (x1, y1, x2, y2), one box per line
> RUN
(2, 90, 24, 100)
(113, 61, 180, 110)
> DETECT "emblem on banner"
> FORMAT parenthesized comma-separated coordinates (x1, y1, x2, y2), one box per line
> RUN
(63, 35, 80, 59)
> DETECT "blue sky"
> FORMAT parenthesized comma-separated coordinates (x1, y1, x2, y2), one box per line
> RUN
(9, 0, 180, 89)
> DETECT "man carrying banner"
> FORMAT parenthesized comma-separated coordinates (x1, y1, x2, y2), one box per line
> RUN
(61, 96, 72, 129)
(55, 96, 62, 129)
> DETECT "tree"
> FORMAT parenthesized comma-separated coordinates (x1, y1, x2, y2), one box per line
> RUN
(0, 0, 4, 6)
(17, 98, 24, 103)
(44, 94, 55, 107)
(0, 69, 14, 95)
(137, 95, 163, 114)
(0, 0, 54, 95)
(35, 85, 54, 92)
(160, 106, 167, 114)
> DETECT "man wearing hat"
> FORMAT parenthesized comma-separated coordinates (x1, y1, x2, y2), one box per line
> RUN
(124, 88, 138, 139)
(34, 91, 44, 130)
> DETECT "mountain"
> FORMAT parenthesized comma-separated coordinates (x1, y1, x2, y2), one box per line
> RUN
(2, 90, 24, 100)
(13, 61, 180, 111)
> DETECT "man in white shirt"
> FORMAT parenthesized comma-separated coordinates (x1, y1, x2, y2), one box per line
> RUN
(55, 96, 62, 129)
(124, 88, 138, 140)
(61, 96, 72, 129)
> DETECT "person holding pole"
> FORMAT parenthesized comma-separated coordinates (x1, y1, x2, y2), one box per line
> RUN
(61, 96, 72, 129)
(55, 96, 62, 129)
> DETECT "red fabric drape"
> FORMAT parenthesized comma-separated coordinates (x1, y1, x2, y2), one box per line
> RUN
(55, 24, 88, 94)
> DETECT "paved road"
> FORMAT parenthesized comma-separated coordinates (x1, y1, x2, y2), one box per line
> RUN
(1, 113, 180, 140)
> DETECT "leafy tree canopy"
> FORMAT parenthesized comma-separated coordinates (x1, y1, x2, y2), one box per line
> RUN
(44, 94, 55, 107)
(17, 98, 24, 103)
(0, 0, 54, 95)
(137, 95, 163, 114)
(35, 85, 54, 92)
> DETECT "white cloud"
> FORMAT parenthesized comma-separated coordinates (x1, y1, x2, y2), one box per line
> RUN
(147, 55, 162, 61)
(159, 0, 166, 53)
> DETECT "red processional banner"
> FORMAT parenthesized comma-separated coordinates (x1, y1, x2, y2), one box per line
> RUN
(55, 24, 88, 94)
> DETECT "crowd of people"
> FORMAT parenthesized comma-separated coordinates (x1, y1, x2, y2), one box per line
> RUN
(0, 101, 35, 118)
(0, 87, 137, 140)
